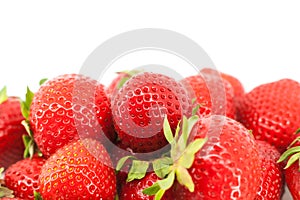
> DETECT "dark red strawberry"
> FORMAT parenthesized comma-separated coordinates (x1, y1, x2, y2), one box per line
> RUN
(111, 72, 192, 153)
(237, 79, 300, 153)
(181, 70, 235, 119)
(119, 172, 173, 200)
(4, 156, 46, 199)
(38, 138, 116, 199)
(255, 140, 283, 200)
(0, 87, 25, 169)
(29, 74, 114, 157)
(278, 135, 300, 200)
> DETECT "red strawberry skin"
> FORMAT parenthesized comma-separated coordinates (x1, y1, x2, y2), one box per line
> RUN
(0, 97, 26, 169)
(112, 72, 192, 153)
(237, 79, 300, 153)
(119, 172, 173, 200)
(174, 116, 260, 199)
(106, 72, 130, 98)
(4, 156, 46, 199)
(30, 74, 114, 157)
(285, 161, 300, 200)
(38, 138, 116, 199)
(255, 140, 283, 200)
(181, 72, 235, 119)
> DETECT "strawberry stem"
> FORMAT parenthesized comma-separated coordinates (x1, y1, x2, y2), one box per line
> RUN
(0, 86, 8, 104)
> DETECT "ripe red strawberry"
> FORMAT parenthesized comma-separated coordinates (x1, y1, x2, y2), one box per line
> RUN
(106, 70, 139, 98)
(38, 138, 116, 199)
(0, 87, 25, 169)
(30, 74, 114, 157)
(111, 72, 192, 153)
(237, 79, 300, 153)
(4, 156, 46, 199)
(171, 116, 260, 199)
(119, 172, 173, 200)
(255, 140, 283, 200)
(181, 71, 235, 119)
(201, 68, 245, 99)
(278, 135, 300, 200)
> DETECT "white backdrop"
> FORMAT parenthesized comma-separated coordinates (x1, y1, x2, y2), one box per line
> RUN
(0, 1, 297, 199)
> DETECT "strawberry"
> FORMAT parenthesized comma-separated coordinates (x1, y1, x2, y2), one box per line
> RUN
(0, 87, 25, 169)
(119, 172, 173, 200)
(106, 70, 139, 98)
(181, 70, 235, 119)
(4, 156, 46, 199)
(255, 140, 283, 200)
(237, 79, 300, 153)
(111, 72, 192, 153)
(278, 134, 300, 200)
(143, 115, 260, 200)
(29, 74, 114, 157)
(38, 138, 117, 199)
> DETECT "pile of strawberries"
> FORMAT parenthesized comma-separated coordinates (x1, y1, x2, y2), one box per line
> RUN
(0, 67, 299, 200)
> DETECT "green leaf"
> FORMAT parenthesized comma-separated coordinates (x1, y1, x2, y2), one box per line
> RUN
(21, 87, 34, 120)
(39, 78, 48, 86)
(178, 115, 199, 153)
(191, 98, 197, 105)
(175, 166, 195, 192)
(163, 116, 174, 144)
(296, 128, 300, 134)
(288, 136, 300, 149)
(127, 160, 149, 182)
(178, 138, 207, 168)
(34, 191, 43, 200)
(152, 157, 173, 178)
(0, 186, 14, 198)
(154, 190, 166, 200)
(278, 146, 300, 163)
(22, 120, 33, 138)
(156, 170, 175, 190)
(0, 86, 8, 104)
(174, 120, 181, 141)
(192, 104, 200, 116)
(116, 156, 135, 172)
(284, 152, 300, 169)
(117, 77, 130, 89)
(143, 183, 161, 196)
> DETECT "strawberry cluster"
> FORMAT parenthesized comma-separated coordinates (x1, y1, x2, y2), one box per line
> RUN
(0, 68, 299, 199)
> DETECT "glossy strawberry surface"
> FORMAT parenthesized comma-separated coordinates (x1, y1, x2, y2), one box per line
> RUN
(181, 72, 235, 119)
(173, 116, 260, 199)
(38, 138, 116, 199)
(255, 140, 283, 200)
(0, 97, 26, 169)
(112, 72, 192, 153)
(237, 79, 300, 153)
(4, 156, 46, 199)
(30, 74, 114, 157)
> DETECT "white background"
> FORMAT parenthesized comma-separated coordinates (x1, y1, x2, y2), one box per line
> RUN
(0, 1, 297, 199)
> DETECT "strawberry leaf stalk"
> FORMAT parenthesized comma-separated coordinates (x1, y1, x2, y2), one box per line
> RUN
(142, 116, 207, 200)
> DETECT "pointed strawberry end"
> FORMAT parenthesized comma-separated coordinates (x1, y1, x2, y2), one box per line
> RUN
(0, 86, 8, 104)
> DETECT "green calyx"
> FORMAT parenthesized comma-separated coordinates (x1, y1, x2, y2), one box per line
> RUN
(278, 134, 300, 170)
(143, 116, 207, 200)
(20, 86, 42, 159)
(0, 168, 14, 198)
(116, 115, 207, 200)
(34, 191, 43, 200)
(0, 86, 8, 104)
